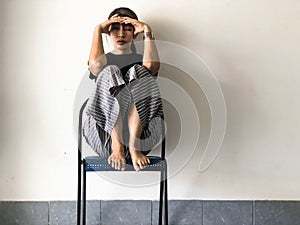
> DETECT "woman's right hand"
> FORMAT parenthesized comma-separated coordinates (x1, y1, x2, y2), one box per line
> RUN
(98, 14, 123, 34)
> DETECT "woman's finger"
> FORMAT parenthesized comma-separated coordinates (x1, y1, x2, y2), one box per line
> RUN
(111, 14, 119, 18)
(123, 17, 136, 24)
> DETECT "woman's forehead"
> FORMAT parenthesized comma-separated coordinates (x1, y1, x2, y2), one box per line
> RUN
(111, 22, 134, 28)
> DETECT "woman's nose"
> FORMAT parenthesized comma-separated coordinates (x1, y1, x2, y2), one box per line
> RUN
(117, 26, 125, 37)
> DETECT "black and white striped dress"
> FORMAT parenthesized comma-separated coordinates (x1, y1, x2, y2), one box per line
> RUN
(83, 52, 164, 158)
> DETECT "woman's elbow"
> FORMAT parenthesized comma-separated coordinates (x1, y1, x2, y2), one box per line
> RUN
(88, 55, 107, 76)
(88, 60, 105, 76)
(144, 61, 160, 75)
(89, 65, 101, 76)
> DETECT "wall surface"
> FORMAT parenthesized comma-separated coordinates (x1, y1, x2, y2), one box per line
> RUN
(0, 0, 300, 201)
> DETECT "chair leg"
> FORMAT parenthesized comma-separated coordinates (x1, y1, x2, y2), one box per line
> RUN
(164, 165, 168, 225)
(82, 159, 87, 225)
(77, 153, 82, 225)
(158, 170, 164, 225)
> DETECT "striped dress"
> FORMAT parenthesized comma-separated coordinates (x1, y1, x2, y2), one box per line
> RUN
(83, 52, 164, 158)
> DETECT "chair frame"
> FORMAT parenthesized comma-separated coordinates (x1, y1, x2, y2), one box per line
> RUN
(77, 99, 168, 225)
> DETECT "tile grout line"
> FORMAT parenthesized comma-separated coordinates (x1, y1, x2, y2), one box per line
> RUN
(48, 201, 50, 225)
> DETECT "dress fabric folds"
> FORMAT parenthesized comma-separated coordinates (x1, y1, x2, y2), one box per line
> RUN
(83, 64, 164, 158)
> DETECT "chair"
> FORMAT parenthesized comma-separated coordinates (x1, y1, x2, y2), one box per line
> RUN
(77, 99, 168, 225)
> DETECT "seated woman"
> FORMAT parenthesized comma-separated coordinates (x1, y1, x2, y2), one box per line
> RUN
(84, 7, 164, 171)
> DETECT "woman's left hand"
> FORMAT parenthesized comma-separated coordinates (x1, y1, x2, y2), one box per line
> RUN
(123, 17, 151, 37)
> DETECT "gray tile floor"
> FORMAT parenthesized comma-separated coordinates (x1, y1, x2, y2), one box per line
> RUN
(0, 200, 300, 225)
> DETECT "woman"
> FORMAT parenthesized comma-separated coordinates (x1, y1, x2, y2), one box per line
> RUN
(84, 7, 164, 172)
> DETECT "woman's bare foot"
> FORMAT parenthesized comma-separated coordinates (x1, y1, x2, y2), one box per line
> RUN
(109, 120, 126, 170)
(108, 142, 126, 171)
(129, 149, 150, 171)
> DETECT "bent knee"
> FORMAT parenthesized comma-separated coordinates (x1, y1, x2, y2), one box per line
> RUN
(128, 64, 152, 79)
(96, 65, 123, 84)
(130, 64, 150, 73)
(101, 65, 121, 76)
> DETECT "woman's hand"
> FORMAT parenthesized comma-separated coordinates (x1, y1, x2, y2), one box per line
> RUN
(98, 14, 124, 34)
(122, 17, 151, 37)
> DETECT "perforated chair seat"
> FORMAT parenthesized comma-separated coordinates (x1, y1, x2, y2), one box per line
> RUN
(85, 156, 166, 172)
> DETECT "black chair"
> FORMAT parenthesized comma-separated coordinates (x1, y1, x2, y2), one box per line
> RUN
(77, 99, 168, 225)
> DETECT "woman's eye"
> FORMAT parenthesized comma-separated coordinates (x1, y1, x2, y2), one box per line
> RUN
(111, 23, 121, 30)
(110, 23, 133, 32)
(124, 26, 133, 31)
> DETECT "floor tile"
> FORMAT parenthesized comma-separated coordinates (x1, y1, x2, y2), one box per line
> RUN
(101, 200, 151, 225)
(152, 200, 202, 225)
(0, 201, 48, 225)
(203, 201, 252, 225)
(50, 201, 100, 225)
(255, 201, 300, 225)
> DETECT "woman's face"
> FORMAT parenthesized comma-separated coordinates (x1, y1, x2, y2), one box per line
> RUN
(109, 22, 134, 52)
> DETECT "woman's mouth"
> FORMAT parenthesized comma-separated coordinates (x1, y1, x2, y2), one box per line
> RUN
(117, 40, 126, 45)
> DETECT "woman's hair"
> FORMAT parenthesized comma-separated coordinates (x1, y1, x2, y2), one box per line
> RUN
(108, 7, 138, 53)
(108, 7, 138, 20)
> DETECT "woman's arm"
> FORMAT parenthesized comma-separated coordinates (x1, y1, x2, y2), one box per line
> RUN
(88, 14, 122, 76)
(88, 25, 106, 76)
(123, 18, 160, 75)
(142, 25, 160, 75)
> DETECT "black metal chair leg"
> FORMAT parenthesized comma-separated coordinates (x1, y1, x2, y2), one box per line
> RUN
(78, 99, 88, 225)
(164, 165, 168, 225)
(82, 159, 87, 225)
(77, 152, 82, 225)
(159, 170, 164, 225)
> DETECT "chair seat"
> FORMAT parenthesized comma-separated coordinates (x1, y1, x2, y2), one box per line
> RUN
(85, 156, 166, 172)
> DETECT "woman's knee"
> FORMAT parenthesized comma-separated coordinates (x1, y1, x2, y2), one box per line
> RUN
(127, 64, 152, 80)
(130, 64, 150, 73)
(102, 65, 120, 74)
(96, 65, 123, 84)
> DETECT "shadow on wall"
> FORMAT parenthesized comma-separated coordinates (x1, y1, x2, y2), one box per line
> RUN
(157, 63, 211, 160)
(144, 16, 215, 165)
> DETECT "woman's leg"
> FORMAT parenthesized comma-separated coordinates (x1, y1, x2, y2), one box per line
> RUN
(84, 65, 128, 164)
(108, 113, 126, 171)
(126, 65, 164, 170)
(128, 104, 150, 171)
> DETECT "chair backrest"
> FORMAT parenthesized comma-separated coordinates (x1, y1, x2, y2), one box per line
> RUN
(78, 99, 89, 159)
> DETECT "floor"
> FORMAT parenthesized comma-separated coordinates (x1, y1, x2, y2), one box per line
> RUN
(0, 200, 300, 225)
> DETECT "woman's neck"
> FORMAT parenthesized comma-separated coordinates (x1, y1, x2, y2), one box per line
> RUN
(111, 48, 132, 55)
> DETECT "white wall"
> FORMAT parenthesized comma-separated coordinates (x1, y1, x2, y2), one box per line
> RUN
(1, 0, 300, 201)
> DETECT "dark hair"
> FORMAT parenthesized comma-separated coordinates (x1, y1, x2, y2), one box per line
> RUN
(108, 7, 138, 53)
(108, 7, 138, 20)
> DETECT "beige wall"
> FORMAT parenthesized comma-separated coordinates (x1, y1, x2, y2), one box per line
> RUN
(1, 0, 300, 200)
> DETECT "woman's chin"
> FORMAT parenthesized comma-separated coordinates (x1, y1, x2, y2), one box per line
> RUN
(115, 43, 131, 50)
